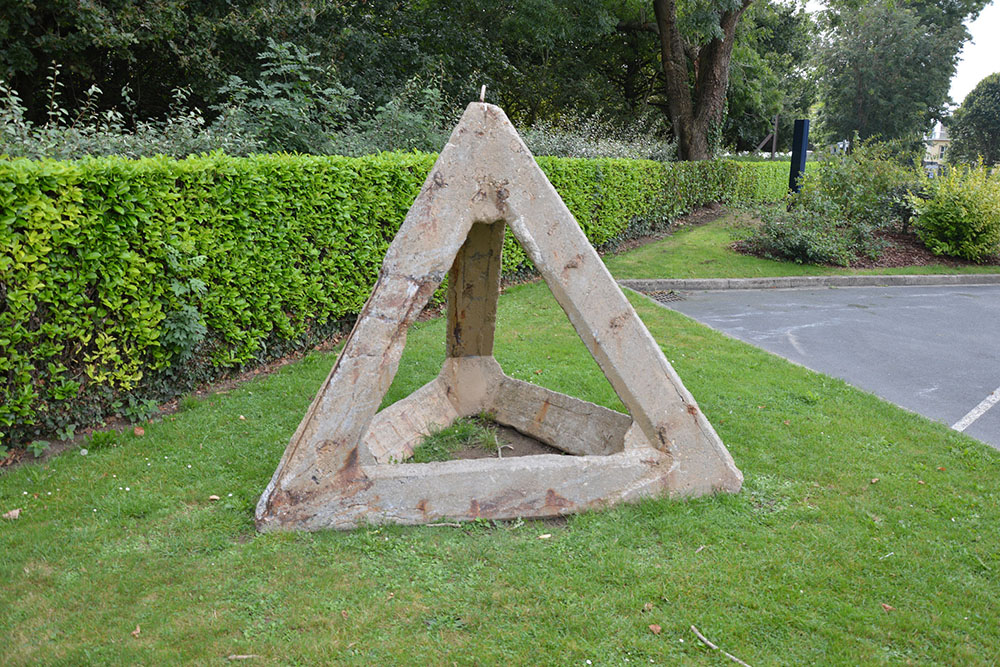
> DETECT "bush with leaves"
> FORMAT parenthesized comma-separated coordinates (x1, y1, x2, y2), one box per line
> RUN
(0, 68, 263, 160)
(213, 39, 357, 155)
(740, 141, 921, 265)
(0, 41, 356, 160)
(796, 140, 923, 228)
(519, 113, 676, 162)
(4, 52, 674, 163)
(331, 81, 452, 157)
(913, 163, 1000, 262)
(745, 199, 886, 266)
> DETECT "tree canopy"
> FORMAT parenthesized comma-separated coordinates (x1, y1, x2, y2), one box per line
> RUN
(814, 0, 989, 146)
(948, 72, 1000, 167)
(0, 0, 981, 159)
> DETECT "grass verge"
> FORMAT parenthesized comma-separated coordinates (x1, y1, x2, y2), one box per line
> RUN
(606, 211, 1000, 279)
(1, 280, 998, 664)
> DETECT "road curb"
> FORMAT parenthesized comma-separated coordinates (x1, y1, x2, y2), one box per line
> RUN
(619, 274, 1000, 292)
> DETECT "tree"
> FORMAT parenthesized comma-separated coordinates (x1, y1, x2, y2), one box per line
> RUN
(651, 0, 754, 160)
(815, 0, 989, 147)
(948, 72, 1000, 167)
(0, 0, 346, 121)
(813, 1, 958, 146)
(332, 0, 624, 126)
(723, 1, 816, 151)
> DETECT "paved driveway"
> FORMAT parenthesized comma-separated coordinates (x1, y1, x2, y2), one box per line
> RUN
(652, 284, 1000, 449)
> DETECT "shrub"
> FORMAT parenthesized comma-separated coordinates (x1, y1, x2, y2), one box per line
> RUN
(0, 152, 786, 449)
(520, 114, 676, 162)
(330, 82, 452, 157)
(730, 162, 790, 203)
(742, 203, 886, 266)
(211, 39, 357, 155)
(913, 164, 1000, 262)
(796, 140, 922, 229)
(0, 72, 264, 160)
(739, 141, 920, 265)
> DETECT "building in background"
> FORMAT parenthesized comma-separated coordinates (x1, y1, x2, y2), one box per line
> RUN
(924, 123, 950, 174)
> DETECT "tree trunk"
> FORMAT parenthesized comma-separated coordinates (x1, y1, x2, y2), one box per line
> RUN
(653, 0, 753, 161)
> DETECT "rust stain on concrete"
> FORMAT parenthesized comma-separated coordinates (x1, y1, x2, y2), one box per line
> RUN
(533, 399, 551, 427)
(544, 489, 573, 510)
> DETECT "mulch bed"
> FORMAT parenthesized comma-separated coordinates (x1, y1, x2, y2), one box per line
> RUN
(851, 229, 1000, 269)
(736, 226, 1000, 270)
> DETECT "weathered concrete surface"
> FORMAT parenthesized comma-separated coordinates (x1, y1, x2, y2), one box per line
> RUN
(261, 448, 676, 531)
(256, 102, 742, 532)
(363, 356, 633, 465)
(448, 220, 505, 358)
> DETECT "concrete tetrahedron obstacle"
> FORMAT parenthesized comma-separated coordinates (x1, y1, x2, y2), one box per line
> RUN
(255, 102, 743, 532)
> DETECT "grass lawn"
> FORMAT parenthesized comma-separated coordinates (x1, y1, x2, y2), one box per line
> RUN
(606, 211, 1000, 280)
(3, 277, 999, 664)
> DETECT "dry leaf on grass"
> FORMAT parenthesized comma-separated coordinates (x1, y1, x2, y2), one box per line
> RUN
(538, 533, 552, 540)
(133, 426, 145, 437)
(881, 603, 895, 612)
(3, 508, 22, 520)
(649, 624, 662, 635)
(208, 495, 220, 501)
(131, 625, 141, 638)
(642, 602, 654, 613)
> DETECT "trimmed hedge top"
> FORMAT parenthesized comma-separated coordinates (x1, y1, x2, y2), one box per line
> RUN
(0, 152, 788, 447)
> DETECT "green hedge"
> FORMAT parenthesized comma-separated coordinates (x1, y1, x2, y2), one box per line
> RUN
(733, 161, 792, 203)
(0, 152, 788, 447)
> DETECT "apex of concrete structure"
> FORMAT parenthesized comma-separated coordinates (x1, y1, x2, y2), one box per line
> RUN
(256, 102, 742, 532)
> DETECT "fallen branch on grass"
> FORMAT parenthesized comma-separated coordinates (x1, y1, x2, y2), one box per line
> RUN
(691, 625, 752, 667)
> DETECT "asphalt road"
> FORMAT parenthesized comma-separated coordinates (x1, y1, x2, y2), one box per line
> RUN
(654, 284, 1000, 449)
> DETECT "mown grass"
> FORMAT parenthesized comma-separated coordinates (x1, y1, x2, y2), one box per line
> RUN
(606, 211, 1000, 279)
(2, 280, 999, 664)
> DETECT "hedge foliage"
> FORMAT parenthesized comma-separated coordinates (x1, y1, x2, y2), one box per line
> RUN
(1, 152, 788, 447)
(914, 163, 1000, 262)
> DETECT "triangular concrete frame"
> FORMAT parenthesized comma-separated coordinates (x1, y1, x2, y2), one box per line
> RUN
(256, 102, 742, 532)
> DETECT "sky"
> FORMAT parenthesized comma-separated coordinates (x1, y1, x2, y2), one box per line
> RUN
(804, 0, 1000, 107)
(949, 1, 1000, 105)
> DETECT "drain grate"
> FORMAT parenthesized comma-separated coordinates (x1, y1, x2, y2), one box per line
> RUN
(646, 289, 686, 304)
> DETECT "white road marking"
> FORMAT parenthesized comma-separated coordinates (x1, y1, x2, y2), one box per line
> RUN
(952, 387, 1000, 432)
(777, 322, 826, 357)
(785, 330, 806, 357)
